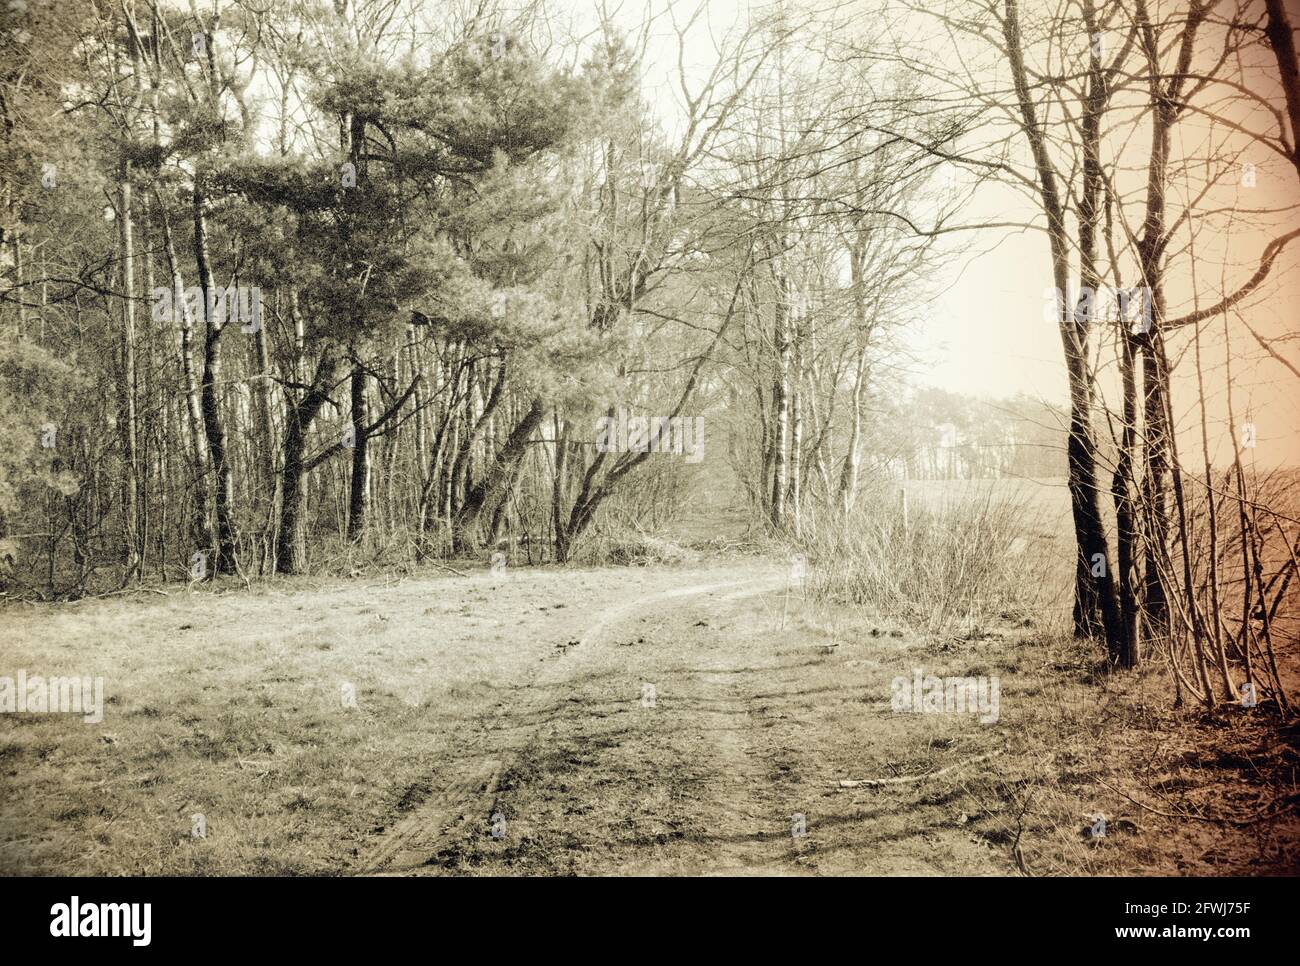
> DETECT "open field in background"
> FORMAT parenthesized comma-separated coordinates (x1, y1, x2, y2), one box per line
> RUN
(799, 478, 1076, 638)
(1, 477, 1296, 876)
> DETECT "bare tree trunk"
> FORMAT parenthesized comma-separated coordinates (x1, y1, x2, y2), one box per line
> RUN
(1138, 335, 1171, 637)
(551, 415, 569, 557)
(1264, 0, 1300, 182)
(839, 236, 872, 518)
(155, 199, 213, 560)
(1076, 3, 1134, 663)
(1131, 0, 1209, 647)
(193, 189, 238, 573)
(117, 164, 141, 578)
(346, 362, 370, 542)
(1003, 0, 1122, 652)
(839, 345, 867, 517)
(276, 352, 339, 574)
(1113, 322, 1141, 666)
(788, 296, 804, 538)
(770, 279, 790, 530)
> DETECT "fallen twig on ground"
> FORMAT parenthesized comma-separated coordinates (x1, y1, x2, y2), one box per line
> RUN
(834, 751, 1003, 788)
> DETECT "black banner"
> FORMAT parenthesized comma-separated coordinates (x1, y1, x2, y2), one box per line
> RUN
(0, 875, 1288, 953)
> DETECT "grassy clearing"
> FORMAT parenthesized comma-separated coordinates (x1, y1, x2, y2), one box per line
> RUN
(0, 564, 727, 874)
(1, 502, 1295, 876)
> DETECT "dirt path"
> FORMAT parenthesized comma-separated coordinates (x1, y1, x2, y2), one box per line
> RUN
(630, 579, 817, 876)
(416, 557, 1025, 876)
(359, 566, 789, 875)
(358, 560, 1012, 876)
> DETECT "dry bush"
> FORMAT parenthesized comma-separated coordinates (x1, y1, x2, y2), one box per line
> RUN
(1178, 468, 1298, 637)
(796, 482, 1068, 635)
(574, 532, 698, 567)
(1152, 467, 1299, 711)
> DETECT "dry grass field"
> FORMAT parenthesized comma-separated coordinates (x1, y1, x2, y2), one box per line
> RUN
(2, 479, 1296, 875)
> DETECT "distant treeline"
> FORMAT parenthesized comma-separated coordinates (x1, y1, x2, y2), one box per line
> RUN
(884, 389, 1068, 481)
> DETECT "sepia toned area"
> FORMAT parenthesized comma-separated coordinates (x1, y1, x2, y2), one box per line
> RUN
(1, 0, 1298, 877)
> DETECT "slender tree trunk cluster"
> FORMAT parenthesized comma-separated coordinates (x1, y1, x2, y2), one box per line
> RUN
(981, 0, 1298, 706)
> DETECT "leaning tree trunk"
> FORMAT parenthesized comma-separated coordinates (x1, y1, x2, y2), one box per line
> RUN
(449, 354, 508, 545)
(455, 396, 545, 552)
